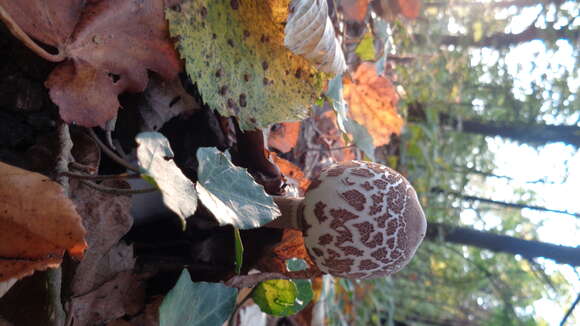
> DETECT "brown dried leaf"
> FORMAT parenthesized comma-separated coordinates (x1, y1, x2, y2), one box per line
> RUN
(0, 162, 86, 282)
(257, 229, 318, 275)
(140, 75, 201, 131)
(340, 0, 370, 22)
(271, 153, 310, 195)
(69, 180, 134, 295)
(343, 62, 403, 146)
(268, 122, 301, 154)
(0, 0, 181, 127)
(68, 271, 145, 326)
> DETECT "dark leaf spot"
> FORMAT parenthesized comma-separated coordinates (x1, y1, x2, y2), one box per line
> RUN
(239, 94, 247, 107)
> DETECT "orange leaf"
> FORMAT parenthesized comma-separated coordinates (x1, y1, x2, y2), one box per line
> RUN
(341, 0, 370, 22)
(343, 62, 403, 146)
(268, 122, 301, 154)
(0, 0, 181, 127)
(0, 162, 86, 282)
(257, 229, 318, 275)
(271, 153, 311, 194)
(396, 0, 421, 19)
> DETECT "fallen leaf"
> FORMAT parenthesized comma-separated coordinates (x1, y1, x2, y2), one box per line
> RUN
(343, 62, 403, 146)
(136, 132, 198, 227)
(0, 0, 181, 127)
(159, 269, 237, 326)
(285, 0, 346, 74)
(68, 271, 144, 326)
(268, 122, 301, 154)
(166, 0, 323, 130)
(139, 75, 201, 131)
(69, 180, 134, 296)
(257, 230, 317, 275)
(270, 153, 310, 194)
(340, 0, 371, 22)
(196, 147, 280, 229)
(0, 162, 86, 282)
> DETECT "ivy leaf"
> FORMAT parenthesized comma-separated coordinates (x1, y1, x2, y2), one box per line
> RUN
(326, 75, 376, 161)
(166, 0, 324, 130)
(286, 259, 314, 312)
(196, 147, 280, 229)
(253, 258, 313, 316)
(136, 132, 198, 227)
(159, 269, 237, 326)
(284, 0, 346, 74)
(252, 279, 298, 316)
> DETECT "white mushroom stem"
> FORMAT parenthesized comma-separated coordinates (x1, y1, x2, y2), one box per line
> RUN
(266, 196, 304, 230)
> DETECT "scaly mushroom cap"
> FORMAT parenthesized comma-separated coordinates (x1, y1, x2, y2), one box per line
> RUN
(301, 161, 426, 279)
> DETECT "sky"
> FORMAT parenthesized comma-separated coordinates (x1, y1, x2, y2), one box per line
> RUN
(461, 3, 579, 325)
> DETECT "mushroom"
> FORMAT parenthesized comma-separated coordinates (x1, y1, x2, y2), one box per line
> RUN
(268, 161, 427, 279)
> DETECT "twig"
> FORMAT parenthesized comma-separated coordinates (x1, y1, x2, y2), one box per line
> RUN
(49, 122, 73, 326)
(225, 270, 322, 289)
(80, 180, 157, 195)
(0, 4, 65, 62)
(87, 128, 140, 172)
(62, 171, 141, 180)
(68, 161, 98, 174)
(306, 145, 355, 152)
(560, 292, 580, 326)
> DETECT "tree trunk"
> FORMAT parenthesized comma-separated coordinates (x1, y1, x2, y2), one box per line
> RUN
(415, 24, 578, 49)
(408, 104, 580, 148)
(432, 187, 580, 218)
(426, 222, 580, 266)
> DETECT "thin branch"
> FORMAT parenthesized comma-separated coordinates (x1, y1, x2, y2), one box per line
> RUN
(62, 171, 141, 180)
(80, 180, 157, 195)
(87, 128, 140, 172)
(0, 4, 65, 62)
(225, 270, 322, 289)
(49, 122, 72, 326)
(306, 145, 356, 152)
(560, 293, 580, 326)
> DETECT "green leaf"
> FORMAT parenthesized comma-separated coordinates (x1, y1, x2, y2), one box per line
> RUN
(355, 32, 376, 61)
(136, 132, 198, 228)
(159, 269, 237, 326)
(234, 227, 243, 274)
(252, 279, 298, 316)
(286, 259, 314, 312)
(195, 147, 280, 229)
(326, 75, 376, 161)
(166, 0, 324, 130)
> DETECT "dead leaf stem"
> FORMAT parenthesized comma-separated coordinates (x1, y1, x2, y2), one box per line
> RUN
(80, 180, 157, 195)
(0, 4, 66, 63)
(87, 128, 140, 172)
(62, 171, 141, 180)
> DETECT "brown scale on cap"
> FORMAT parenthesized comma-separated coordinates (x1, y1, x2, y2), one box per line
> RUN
(269, 161, 427, 279)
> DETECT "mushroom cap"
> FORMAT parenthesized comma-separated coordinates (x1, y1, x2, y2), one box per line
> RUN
(301, 161, 427, 279)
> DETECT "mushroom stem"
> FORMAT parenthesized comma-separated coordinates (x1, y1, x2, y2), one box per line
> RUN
(266, 196, 304, 230)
